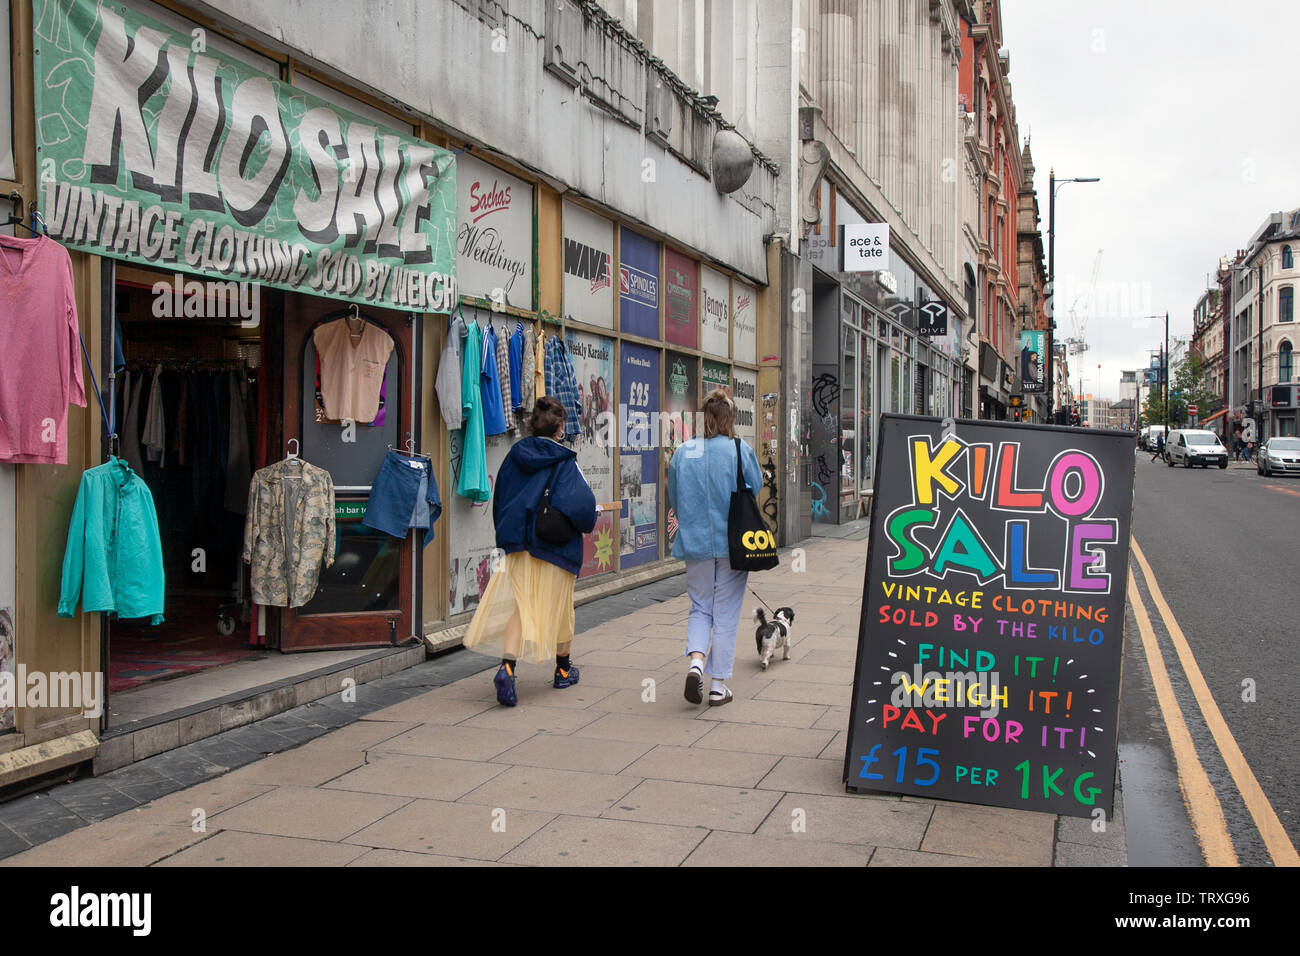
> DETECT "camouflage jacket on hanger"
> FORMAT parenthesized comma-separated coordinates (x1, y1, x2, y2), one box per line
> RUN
(243, 459, 336, 607)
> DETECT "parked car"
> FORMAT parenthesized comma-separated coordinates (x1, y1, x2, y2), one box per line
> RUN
(1257, 436, 1300, 476)
(1165, 429, 1229, 468)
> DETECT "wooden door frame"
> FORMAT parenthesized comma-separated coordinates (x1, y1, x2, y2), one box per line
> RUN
(279, 296, 414, 651)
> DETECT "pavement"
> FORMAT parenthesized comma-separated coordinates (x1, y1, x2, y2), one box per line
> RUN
(0, 530, 1128, 867)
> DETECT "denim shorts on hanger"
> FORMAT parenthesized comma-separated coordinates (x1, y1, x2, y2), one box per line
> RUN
(362, 451, 442, 547)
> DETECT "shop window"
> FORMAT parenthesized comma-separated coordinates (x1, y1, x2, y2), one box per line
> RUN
(841, 326, 856, 493)
(859, 333, 872, 490)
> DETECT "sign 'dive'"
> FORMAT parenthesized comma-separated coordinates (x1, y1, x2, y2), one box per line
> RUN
(844, 415, 1135, 818)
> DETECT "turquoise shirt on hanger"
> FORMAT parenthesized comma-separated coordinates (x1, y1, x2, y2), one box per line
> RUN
(58, 456, 165, 625)
(457, 321, 491, 501)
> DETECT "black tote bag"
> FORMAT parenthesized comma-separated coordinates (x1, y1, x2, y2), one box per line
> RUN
(727, 438, 779, 571)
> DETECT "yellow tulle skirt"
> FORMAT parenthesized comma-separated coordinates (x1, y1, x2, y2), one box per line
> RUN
(463, 551, 577, 664)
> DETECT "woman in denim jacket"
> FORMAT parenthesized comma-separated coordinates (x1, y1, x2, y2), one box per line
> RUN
(668, 387, 763, 706)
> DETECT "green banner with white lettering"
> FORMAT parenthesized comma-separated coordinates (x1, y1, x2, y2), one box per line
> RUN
(33, 0, 457, 310)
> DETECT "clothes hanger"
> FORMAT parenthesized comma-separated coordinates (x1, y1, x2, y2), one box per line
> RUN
(345, 302, 365, 336)
(388, 436, 429, 462)
(283, 438, 304, 474)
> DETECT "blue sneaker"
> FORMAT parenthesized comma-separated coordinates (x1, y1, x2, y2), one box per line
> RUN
(553, 663, 580, 689)
(494, 663, 518, 707)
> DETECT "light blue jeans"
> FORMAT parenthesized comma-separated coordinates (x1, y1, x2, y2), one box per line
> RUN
(684, 559, 749, 680)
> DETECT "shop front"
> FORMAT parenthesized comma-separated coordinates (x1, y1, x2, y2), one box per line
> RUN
(805, 181, 966, 524)
(2, 0, 457, 783)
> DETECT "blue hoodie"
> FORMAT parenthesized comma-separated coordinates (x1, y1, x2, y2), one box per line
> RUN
(493, 436, 598, 575)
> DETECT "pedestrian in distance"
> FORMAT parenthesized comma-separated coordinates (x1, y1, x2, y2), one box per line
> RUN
(463, 396, 598, 706)
(668, 387, 764, 707)
(1150, 431, 1165, 463)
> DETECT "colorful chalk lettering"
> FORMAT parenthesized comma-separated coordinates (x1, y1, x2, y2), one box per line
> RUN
(845, 415, 1134, 819)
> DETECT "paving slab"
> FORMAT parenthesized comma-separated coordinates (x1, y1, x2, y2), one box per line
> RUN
(757, 792, 931, 849)
(209, 785, 411, 842)
(492, 734, 652, 774)
(693, 723, 836, 758)
(502, 815, 705, 866)
(0, 816, 206, 867)
(695, 698, 828, 729)
(573, 712, 714, 747)
(868, 846, 1019, 867)
(681, 830, 873, 867)
(919, 803, 1057, 866)
(129, 779, 276, 826)
(155, 830, 371, 867)
(222, 749, 367, 787)
(324, 752, 511, 801)
(370, 724, 535, 761)
(621, 745, 779, 788)
(458, 766, 641, 816)
(457, 704, 603, 735)
(345, 848, 512, 866)
(756, 755, 852, 797)
(603, 779, 781, 833)
(362, 695, 497, 724)
(298, 719, 420, 752)
(343, 799, 553, 861)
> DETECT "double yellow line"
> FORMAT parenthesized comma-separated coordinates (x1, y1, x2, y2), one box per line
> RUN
(1127, 539, 1299, 867)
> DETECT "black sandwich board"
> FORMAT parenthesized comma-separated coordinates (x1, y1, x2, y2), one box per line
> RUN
(843, 415, 1136, 818)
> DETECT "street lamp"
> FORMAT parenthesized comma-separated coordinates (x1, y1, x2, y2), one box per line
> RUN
(1142, 313, 1170, 444)
(1047, 171, 1101, 423)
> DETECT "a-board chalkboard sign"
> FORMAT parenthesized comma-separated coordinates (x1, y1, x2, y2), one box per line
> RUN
(843, 414, 1135, 819)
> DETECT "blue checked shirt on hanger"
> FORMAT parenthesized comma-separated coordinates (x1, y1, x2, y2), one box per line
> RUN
(544, 335, 582, 440)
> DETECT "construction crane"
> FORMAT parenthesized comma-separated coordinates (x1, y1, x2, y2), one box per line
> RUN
(1066, 249, 1103, 354)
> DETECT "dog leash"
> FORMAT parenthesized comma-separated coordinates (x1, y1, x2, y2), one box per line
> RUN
(749, 589, 777, 616)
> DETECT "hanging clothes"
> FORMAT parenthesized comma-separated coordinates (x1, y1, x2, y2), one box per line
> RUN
(362, 451, 442, 547)
(457, 321, 491, 501)
(435, 313, 464, 431)
(545, 335, 582, 440)
(141, 363, 166, 464)
(120, 370, 145, 475)
(224, 372, 252, 515)
(494, 320, 516, 433)
(480, 324, 508, 437)
(535, 329, 547, 401)
(519, 324, 537, 417)
(508, 321, 524, 410)
(58, 456, 165, 625)
(0, 235, 87, 464)
(312, 317, 394, 422)
(243, 458, 336, 608)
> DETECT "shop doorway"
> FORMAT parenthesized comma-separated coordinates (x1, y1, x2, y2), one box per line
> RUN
(109, 267, 264, 694)
(279, 295, 416, 650)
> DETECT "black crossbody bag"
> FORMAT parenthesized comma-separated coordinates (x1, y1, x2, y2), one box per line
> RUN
(535, 461, 578, 544)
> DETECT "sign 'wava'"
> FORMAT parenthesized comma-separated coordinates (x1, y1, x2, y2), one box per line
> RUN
(844, 415, 1136, 818)
(34, 0, 457, 310)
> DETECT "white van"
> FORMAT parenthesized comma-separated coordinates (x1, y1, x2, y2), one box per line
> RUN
(1165, 429, 1229, 468)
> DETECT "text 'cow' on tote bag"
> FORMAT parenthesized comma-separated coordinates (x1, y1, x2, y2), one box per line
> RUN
(728, 438, 779, 571)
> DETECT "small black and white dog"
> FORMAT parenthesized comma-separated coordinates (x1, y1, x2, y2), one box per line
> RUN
(753, 607, 796, 670)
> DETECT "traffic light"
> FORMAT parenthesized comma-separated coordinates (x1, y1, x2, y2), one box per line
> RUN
(1010, 394, 1023, 422)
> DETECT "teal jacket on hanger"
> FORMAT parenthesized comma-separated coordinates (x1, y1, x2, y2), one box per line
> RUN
(58, 456, 165, 625)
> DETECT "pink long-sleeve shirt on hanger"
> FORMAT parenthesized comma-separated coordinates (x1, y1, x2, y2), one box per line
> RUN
(0, 235, 86, 465)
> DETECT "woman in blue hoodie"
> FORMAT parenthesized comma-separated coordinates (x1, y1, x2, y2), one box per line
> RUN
(464, 396, 598, 706)
(668, 387, 763, 706)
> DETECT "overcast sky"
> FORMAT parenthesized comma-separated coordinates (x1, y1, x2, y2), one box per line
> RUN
(1000, 0, 1300, 402)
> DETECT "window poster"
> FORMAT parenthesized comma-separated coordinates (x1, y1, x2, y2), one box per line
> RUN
(619, 343, 660, 568)
(456, 153, 534, 311)
(565, 329, 616, 577)
(700, 264, 731, 358)
(447, 429, 513, 616)
(733, 368, 757, 450)
(619, 228, 660, 340)
(664, 249, 698, 348)
(563, 201, 615, 329)
(733, 280, 757, 365)
(702, 358, 730, 398)
(663, 350, 698, 551)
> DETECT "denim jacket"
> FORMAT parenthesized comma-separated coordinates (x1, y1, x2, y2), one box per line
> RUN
(667, 436, 763, 561)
